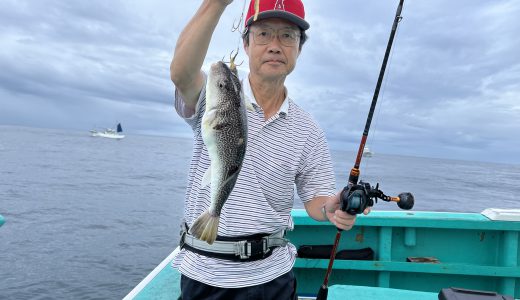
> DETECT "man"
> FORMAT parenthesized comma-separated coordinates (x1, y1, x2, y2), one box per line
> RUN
(170, 0, 369, 299)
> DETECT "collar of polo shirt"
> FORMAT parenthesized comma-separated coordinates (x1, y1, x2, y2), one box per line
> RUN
(243, 75, 289, 118)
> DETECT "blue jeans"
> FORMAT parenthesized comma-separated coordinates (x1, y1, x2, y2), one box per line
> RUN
(179, 270, 297, 300)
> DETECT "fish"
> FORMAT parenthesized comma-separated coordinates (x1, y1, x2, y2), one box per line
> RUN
(189, 60, 252, 244)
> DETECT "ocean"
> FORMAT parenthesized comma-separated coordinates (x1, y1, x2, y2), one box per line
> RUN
(1, 125, 519, 299)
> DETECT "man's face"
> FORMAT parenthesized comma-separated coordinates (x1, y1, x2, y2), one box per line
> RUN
(244, 18, 301, 81)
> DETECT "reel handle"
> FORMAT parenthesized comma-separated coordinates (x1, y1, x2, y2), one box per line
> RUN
(397, 192, 414, 210)
(387, 192, 414, 210)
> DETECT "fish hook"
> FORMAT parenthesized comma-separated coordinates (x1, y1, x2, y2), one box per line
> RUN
(231, 17, 241, 32)
(229, 48, 244, 76)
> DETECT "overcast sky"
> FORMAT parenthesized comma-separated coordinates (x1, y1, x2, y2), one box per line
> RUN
(1, 0, 519, 164)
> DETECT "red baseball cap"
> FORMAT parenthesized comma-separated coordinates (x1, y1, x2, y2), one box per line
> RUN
(244, 0, 310, 30)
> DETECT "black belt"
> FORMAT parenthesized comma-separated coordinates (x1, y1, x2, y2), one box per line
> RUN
(179, 223, 288, 262)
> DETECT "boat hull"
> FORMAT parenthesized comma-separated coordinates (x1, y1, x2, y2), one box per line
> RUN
(91, 132, 125, 139)
(124, 210, 520, 299)
(290, 209, 519, 298)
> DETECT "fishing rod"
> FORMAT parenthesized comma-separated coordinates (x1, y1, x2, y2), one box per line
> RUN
(316, 1, 414, 299)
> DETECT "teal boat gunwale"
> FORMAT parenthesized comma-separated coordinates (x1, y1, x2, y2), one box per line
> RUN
(291, 209, 520, 231)
(123, 248, 180, 300)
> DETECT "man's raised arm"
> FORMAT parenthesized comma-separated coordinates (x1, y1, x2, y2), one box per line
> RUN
(170, 0, 233, 110)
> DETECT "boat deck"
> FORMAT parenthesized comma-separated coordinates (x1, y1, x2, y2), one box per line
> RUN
(125, 253, 439, 300)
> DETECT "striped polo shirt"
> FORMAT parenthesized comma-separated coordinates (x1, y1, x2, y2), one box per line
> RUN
(172, 72, 335, 288)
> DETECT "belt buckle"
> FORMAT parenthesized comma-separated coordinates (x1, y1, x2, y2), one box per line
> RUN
(237, 241, 249, 259)
(249, 239, 268, 258)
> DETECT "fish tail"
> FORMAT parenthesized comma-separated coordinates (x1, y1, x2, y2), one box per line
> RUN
(190, 211, 220, 245)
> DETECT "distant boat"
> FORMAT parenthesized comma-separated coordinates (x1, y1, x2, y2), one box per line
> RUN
(90, 123, 125, 139)
(362, 146, 373, 157)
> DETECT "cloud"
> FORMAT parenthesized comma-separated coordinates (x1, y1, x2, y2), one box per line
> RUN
(0, 0, 519, 163)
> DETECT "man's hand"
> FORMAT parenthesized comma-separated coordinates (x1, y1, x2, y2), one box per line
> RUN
(324, 193, 371, 230)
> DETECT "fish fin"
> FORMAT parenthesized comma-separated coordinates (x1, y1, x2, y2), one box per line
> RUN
(190, 211, 220, 244)
(202, 108, 218, 127)
(201, 168, 211, 187)
(218, 166, 240, 191)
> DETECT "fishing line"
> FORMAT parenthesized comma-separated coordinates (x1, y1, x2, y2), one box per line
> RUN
(232, 0, 248, 47)
(227, 0, 248, 73)
(363, 12, 404, 177)
(231, 0, 247, 34)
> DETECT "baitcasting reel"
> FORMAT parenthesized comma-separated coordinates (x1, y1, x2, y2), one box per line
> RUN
(340, 181, 414, 215)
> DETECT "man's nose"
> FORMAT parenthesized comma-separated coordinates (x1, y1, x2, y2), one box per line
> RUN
(267, 36, 282, 53)
(268, 47, 282, 54)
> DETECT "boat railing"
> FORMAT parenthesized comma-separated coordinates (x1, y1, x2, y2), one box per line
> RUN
(289, 209, 520, 298)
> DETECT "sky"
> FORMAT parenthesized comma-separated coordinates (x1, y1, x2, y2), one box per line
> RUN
(1, 0, 519, 164)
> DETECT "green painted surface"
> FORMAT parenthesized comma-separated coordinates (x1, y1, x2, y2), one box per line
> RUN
(328, 285, 438, 300)
(0, 214, 4, 227)
(134, 264, 180, 300)
(295, 259, 520, 277)
(291, 209, 520, 230)
(127, 209, 520, 299)
(130, 264, 440, 300)
(289, 209, 520, 298)
(131, 265, 440, 300)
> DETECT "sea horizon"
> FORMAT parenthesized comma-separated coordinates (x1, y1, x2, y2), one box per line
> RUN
(2, 124, 518, 167)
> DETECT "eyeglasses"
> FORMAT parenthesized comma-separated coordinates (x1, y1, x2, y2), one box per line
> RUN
(250, 27, 301, 47)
